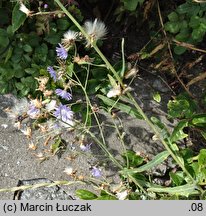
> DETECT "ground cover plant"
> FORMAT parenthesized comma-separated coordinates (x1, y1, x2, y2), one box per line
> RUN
(0, 0, 206, 200)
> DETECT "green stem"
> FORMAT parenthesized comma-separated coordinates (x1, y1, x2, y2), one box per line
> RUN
(71, 72, 123, 169)
(54, 0, 202, 192)
(112, 116, 129, 169)
(54, 0, 123, 86)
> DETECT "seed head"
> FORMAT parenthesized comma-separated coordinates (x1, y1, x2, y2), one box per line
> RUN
(62, 30, 78, 46)
(83, 19, 107, 46)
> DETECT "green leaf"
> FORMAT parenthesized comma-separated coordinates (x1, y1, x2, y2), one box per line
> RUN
(97, 94, 143, 119)
(34, 43, 48, 62)
(86, 79, 101, 94)
(108, 74, 118, 88)
(192, 27, 205, 41)
(201, 131, 206, 140)
(180, 148, 194, 164)
(168, 99, 192, 118)
(175, 29, 190, 42)
(151, 116, 170, 139)
(165, 22, 180, 34)
(121, 151, 170, 174)
(4, 69, 15, 80)
(153, 92, 161, 103)
(168, 12, 179, 22)
(25, 68, 36, 74)
(14, 69, 25, 78)
(169, 171, 186, 186)
(122, 150, 144, 168)
(128, 192, 140, 200)
(147, 184, 199, 197)
(66, 63, 74, 77)
(123, 0, 144, 11)
(198, 149, 206, 168)
(170, 120, 188, 142)
(4, 47, 13, 63)
(12, 3, 27, 33)
(56, 18, 71, 30)
(0, 29, 9, 48)
(191, 114, 206, 127)
(28, 32, 40, 47)
(23, 44, 33, 53)
(44, 33, 61, 45)
(200, 18, 206, 31)
(174, 46, 187, 55)
(177, 2, 199, 15)
(75, 189, 98, 200)
(15, 82, 24, 90)
(20, 86, 30, 96)
(189, 16, 200, 28)
(51, 138, 62, 155)
(91, 68, 107, 80)
(96, 195, 117, 200)
(97, 190, 117, 200)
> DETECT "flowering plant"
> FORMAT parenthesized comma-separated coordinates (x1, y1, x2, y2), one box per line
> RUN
(2, 0, 206, 201)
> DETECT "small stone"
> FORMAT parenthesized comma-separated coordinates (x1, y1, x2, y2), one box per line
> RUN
(152, 79, 169, 93)
(1, 124, 8, 128)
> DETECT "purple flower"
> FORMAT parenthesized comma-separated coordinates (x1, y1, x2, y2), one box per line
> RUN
(80, 143, 92, 152)
(27, 104, 40, 119)
(91, 167, 102, 178)
(56, 43, 68, 60)
(44, 4, 48, 9)
(55, 88, 72, 101)
(54, 104, 73, 127)
(47, 66, 57, 82)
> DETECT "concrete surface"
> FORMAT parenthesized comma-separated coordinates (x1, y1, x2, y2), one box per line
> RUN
(0, 73, 175, 199)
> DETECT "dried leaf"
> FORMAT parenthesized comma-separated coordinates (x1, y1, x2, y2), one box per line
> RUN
(149, 43, 165, 57)
(43, 136, 51, 146)
(143, 0, 155, 20)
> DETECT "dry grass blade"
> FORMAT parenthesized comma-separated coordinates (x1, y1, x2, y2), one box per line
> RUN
(0, 181, 84, 192)
(187, 71, 206, 87)
(184, 55, 204, 70)
(178, 55, 204, 78)
(173, 39, 206, 54)
(149, 43, 165, 57)
(193, 0, 206, 3)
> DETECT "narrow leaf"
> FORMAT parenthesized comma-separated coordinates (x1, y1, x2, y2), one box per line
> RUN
(97, 94, 143, 119)
(108, 74, 118, 88)
(147, 184, 199, 197)
(120, 151, 170, 174)
(75, 189, 98, 200)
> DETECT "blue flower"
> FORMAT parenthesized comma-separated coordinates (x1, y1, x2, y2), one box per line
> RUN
(80, 143, 92, 152)
(27, 104, 40, 119)
(91, 167, 102, 178)
(54, 104, 74, 128)
(47, 66, 57, 82)
(56, 43, 68, 59)
(55, 88, 72, 101)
